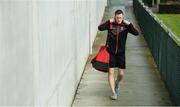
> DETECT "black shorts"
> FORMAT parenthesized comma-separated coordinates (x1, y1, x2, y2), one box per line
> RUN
(109, 52, 126, 69)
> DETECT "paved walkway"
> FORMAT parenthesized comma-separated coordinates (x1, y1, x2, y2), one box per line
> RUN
(72, 0, 173, 106)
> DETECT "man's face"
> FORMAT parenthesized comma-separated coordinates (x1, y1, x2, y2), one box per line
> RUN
(115, 14, 124, 24)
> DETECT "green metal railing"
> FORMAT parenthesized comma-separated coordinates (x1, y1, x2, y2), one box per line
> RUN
(133, 0, 180, 105)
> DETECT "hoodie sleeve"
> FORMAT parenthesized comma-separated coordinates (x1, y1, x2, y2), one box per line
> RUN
(98, 20, 109, 31)
(127, 23, 139, 36)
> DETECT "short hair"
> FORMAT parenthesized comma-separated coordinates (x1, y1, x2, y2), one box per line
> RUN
(115, 9, 124, 15)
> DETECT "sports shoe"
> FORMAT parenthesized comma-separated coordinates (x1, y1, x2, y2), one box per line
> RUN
(110, 92, 117, 100)
(115, 80, 120, 95)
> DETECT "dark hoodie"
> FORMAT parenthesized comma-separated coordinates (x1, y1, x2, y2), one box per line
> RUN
(98, 20, 139, 55)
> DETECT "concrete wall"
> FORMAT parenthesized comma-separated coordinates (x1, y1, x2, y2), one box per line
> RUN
(0, 0, 107, 106)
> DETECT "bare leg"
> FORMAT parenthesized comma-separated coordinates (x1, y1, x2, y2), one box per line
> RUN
(114, 68, 125, 96)
(117, 68, 125, 83)
(108, 68, 115, 93)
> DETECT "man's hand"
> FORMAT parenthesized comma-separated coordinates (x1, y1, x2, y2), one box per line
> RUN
(109, 18, 115, 23)
(123, 19, 130, 25)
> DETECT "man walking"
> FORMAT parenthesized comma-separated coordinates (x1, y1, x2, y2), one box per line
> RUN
(98, 9, 139, 100)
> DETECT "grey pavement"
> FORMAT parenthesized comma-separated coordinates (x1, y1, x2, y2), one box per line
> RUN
(72, 0, 173, 106)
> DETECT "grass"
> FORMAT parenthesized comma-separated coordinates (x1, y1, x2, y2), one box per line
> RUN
(160, 1, 180, 5)
(156, 14, 180, 38)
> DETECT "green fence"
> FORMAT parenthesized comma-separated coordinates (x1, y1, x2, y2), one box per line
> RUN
(133, 0, 180, 105)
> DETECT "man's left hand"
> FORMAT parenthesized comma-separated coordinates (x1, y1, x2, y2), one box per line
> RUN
(123, 19, 130, 25)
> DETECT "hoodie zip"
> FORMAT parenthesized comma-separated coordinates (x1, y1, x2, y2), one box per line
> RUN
(115, 26, 119, 54)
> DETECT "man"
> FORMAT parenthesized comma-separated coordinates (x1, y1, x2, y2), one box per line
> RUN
(98, 9, 139, 100)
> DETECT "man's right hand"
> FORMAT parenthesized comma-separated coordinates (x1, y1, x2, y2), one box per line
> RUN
(109, 18, 115, 23)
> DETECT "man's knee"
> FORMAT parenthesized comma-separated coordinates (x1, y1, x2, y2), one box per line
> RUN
(109, 68, 114, 75)
(118, 69, 125, 76)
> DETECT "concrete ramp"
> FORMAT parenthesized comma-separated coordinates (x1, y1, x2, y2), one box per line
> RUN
(72, 0, 173, 106)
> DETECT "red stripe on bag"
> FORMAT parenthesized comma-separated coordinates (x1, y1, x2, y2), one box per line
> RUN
(95, 46, 109, 63)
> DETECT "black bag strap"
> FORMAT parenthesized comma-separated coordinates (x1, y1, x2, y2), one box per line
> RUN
(105, 22, 112, 46)
(105, 35, 109, 46)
